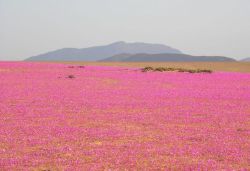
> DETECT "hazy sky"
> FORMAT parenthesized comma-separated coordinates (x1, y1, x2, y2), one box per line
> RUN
(1, 0, 250, 60)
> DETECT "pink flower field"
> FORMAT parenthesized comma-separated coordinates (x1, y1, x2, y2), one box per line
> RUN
(0, 62, 250, 170)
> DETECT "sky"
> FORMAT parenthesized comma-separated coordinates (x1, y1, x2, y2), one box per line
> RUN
(0, 0, 250, 60)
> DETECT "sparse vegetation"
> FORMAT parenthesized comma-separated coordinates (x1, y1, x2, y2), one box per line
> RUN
(142, 66, 213, 73)
(197, 69, 213, 73)
(68, 65, 85, 69)
(142, 66, 154, 72)
(67, 75, 75, 79)
(154, 67, 167, 72)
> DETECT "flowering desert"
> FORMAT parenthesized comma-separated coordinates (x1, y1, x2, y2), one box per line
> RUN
(0, 62, 250, 170)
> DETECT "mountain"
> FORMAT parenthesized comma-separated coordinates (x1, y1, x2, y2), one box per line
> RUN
(25, 41, 182, 61)
(100, 53, 236, 62)
(99, 53, 132, 62)
(241, 57, 250, 62)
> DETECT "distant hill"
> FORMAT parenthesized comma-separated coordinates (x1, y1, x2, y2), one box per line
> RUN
(25, 41, 182, 61)
(241, 57, 250, 62)
(100, 53, 236, 62)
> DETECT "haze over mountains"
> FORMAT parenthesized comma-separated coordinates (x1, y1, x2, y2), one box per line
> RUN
(241, 57, 250, 62)
(100, 53, 235, 62)
(26, 41, 235, 62)
(26, 42, 182, 61)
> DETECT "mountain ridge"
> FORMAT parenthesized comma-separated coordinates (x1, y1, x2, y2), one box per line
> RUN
(25, 41, 182, 61)
(100, 53, 236, 62)
(241, 57, 250, 62)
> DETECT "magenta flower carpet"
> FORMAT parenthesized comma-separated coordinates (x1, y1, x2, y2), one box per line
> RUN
(0, 62, 249, 170)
